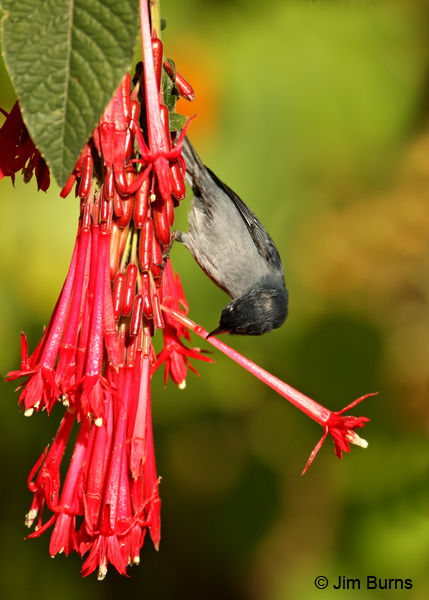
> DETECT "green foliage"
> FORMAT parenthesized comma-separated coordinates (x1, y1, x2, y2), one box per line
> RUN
(169, 111, 187, 131)
(162, 62, 187, 130)
(162, 67, 179, 111)
(0, 0, 139, 187)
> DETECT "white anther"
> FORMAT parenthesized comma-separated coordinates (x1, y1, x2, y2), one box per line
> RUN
(25, 509, 38, 528)
(346, 431, 368, 449)
(98, 563, 108, 581)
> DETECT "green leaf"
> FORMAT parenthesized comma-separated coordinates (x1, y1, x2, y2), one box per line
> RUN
(160, 18, 167, 31)
(162, 68, 174, 109)
(0, 0, 139, 187)
(161, 63, 185, 132)
(162, 68, 179, 112)
(165, 57, 176, 80)
(169, 112, 187, 132)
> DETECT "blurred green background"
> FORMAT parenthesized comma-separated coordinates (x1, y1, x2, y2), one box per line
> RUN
(2, 0, 429, 598)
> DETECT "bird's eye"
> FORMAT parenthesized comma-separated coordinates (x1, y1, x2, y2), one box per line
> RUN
(236, 326, 244, 333)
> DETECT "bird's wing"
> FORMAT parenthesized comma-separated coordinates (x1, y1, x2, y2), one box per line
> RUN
(205, 166, 281, 267)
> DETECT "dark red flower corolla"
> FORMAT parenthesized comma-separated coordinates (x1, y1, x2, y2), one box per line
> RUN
(0, 101, 50, 191)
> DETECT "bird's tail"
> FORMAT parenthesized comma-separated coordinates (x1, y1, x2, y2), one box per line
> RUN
(181, 135, 206, 185)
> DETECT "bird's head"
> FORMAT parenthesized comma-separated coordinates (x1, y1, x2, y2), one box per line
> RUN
(207, 285, 288, 337)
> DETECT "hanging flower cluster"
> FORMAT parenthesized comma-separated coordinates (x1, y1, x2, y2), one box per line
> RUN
(4, 0, 211, 579)
(2, 0, 373, 580)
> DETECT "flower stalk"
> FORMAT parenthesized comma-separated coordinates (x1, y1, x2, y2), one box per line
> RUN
(150, 0, 162, 42)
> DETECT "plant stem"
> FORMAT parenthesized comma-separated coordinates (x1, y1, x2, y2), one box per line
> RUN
(150, 0, 162, 39)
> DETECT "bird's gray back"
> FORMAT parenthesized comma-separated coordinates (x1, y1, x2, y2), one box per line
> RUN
(181, 139, 283, 299)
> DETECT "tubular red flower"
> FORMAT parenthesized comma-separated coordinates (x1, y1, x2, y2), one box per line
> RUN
(161, 307, 374, 473)
(153, 260, 213, 387)
(25, 410, 76, 530)
(6, 236, 80, 414)
(128, 0, 195, 202)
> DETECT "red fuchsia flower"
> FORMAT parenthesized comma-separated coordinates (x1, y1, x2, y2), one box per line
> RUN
(0, 101, 50, 191)
(161, 307, 374, 475)
(153, 259, 214, 388)
(128, 0, 196, 212)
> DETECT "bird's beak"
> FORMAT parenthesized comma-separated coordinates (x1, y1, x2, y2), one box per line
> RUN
(206, 326, 229, 339)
